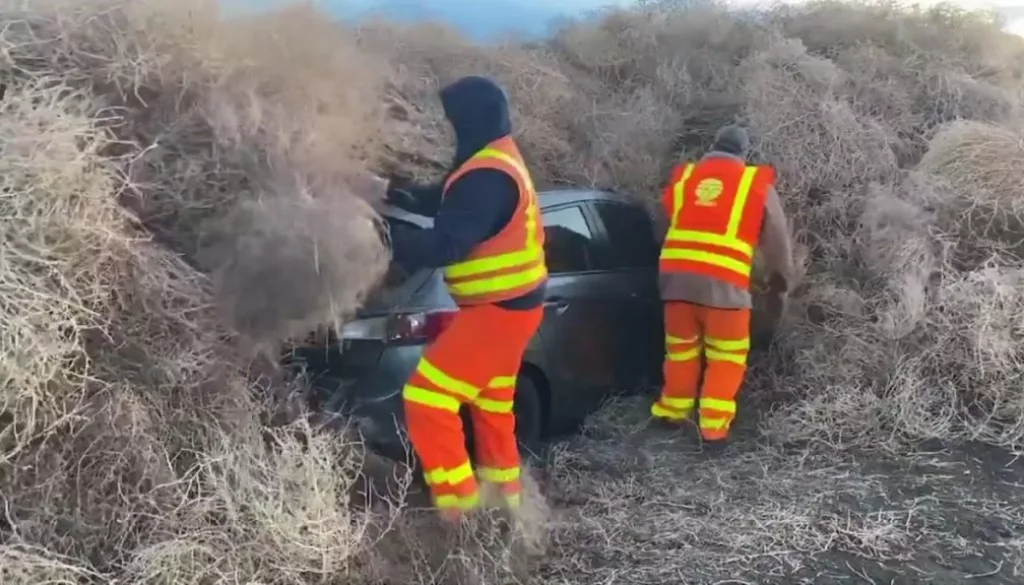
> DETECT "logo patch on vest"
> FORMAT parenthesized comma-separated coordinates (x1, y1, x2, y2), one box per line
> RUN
(694, 178, 723, 206)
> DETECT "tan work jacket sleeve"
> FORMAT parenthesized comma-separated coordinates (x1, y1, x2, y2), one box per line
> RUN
(758, 185, 794, 286)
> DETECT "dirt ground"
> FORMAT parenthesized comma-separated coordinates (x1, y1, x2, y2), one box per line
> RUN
(528, 399, 1024, 585)
(367, 396, 1024, 585)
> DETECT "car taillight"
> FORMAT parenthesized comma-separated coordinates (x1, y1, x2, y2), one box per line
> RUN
(387, 309, 458, 342)
(338, 309, 458, 343)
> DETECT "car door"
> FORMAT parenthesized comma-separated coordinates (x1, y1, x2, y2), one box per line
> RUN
(536, 202, 620, 425)
(588, 199, 665, 391)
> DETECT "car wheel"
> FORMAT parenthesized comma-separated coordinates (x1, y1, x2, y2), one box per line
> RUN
(514, 373, 544, 454)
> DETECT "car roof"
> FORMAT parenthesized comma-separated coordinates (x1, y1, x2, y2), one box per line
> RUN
(382, 187, 639, 226)
(537, 187, 631, 207)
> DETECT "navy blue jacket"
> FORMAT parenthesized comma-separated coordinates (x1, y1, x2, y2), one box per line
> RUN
(389, 76, 546, 310)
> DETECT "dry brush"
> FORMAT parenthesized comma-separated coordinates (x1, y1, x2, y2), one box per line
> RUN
(2, 0, 1024, 583)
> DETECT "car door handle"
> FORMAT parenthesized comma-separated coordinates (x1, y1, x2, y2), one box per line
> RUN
(544, 297, 569, 314)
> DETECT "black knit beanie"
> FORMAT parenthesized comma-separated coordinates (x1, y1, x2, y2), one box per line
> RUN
(712, 124, 751, 157)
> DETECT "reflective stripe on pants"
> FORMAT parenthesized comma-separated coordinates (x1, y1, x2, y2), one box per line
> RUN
(652, 301, 750, 439)
(422, 460, 480, 513)
(473, 375, 523, 506)
(478, 463, 523, 508)
(402, 303, 542, 516)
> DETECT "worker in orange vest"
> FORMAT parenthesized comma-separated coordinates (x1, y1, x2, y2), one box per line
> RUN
(652, 124, 794, 446)
(385, 76, 547, 521)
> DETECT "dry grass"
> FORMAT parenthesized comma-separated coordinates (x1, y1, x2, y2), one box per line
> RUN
(2, 0, 1024, 583)
(538, 398, 1024, 583)
(0, 1, 395, 582)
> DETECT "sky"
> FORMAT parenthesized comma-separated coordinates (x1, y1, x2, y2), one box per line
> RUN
(235, 0, 1024, 39)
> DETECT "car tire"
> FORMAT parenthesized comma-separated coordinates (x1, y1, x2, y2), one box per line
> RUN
(513, 373, 544, 454)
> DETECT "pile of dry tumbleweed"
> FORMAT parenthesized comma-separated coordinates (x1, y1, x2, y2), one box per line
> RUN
(366, 0, 1024, 450)
(2, 0, 1024, 582)
(0, 0, 395, 582)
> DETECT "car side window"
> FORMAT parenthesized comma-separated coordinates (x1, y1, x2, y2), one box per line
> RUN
(592, 201, 659, 269)
(542, 205, 596, 274)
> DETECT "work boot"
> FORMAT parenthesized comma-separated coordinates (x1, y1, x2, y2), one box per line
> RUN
(648, 415, 687, 431)
(650, 416, 703, 445)
(699, 435, 730, 456)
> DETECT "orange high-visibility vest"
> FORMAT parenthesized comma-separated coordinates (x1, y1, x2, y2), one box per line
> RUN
(440, 136, 547, 305)
(659, 157, 775, 290)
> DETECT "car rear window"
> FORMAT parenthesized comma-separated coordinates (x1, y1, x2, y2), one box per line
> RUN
(592, 201, 659, 269)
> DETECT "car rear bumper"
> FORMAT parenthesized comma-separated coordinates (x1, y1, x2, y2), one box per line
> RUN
(348, 391, 409, 461)
(332, 344, 424, 461)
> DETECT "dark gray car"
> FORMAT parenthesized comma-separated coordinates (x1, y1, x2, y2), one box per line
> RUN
(287, 188, 665, 461)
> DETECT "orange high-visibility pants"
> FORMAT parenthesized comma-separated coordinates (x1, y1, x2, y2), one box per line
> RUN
(651, 301, 751, 441)
(402, 303, 543, 518)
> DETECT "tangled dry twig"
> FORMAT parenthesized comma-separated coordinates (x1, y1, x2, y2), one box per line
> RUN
(2, 0, 1024, 583)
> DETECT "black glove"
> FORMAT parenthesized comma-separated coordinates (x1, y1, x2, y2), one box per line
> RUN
(385, 175, 407, 192)
(384, 176, 420, 213)
(385, 188, 418, 212)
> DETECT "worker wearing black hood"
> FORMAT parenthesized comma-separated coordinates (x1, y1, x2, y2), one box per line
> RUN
(387, 76, 548, 521)
(388, 77, 546, 308)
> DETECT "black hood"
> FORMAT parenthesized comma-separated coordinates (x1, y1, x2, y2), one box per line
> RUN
(439, 76, 512, 168)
